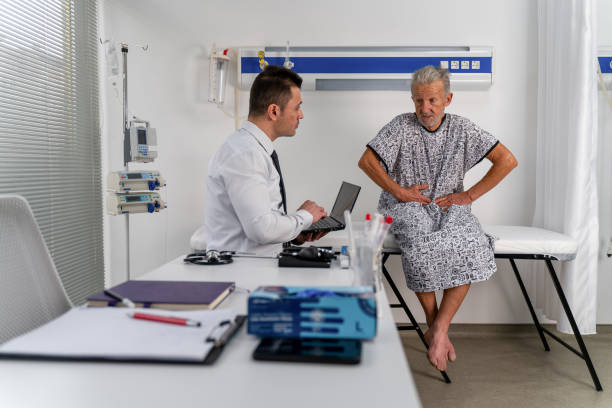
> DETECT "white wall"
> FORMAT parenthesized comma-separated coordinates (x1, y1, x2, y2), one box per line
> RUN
(101, 0, 547, 323)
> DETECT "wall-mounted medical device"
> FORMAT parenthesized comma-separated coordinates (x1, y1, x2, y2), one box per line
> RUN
(599, 47, 612, 75)
(599, 47, 612, 84)
(239, 46, 494, 91)
(107, 192, 166, 215)
(598, 47, 612, 110)
(124, 118, 158, 164)
(209, 44, 230, 105)
(107, 171, 166, 193)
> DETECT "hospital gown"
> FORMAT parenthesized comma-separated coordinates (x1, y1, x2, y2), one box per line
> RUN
(367, 113, 498, 292)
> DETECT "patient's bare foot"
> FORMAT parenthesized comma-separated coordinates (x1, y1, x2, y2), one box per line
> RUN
(447, 339, 456, 362)
(424, 327, 434, 346)
(424, 328, 453, 371)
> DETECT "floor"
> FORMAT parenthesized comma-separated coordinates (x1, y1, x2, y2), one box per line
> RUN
(400, 324, 612, 408)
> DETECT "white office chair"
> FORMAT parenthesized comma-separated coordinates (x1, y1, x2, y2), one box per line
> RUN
(190, 225, 207, 251)
(0, 195, 72, 344)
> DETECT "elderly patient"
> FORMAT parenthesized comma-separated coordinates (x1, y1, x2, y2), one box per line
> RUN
(358, 65, 517, 371)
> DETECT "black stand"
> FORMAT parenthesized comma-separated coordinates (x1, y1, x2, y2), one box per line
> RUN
(497, 254, 602, 391)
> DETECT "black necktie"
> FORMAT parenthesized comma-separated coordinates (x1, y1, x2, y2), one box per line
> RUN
(270, 150, 287, 214)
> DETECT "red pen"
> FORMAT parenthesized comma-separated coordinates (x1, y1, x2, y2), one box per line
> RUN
(128, 312, 201, 327)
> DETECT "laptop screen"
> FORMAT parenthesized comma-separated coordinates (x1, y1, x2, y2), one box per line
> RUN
(330, 182, 361, 222)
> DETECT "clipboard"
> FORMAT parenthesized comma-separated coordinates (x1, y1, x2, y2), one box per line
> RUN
(203, 314, 246, 364)
(0, 307, 246, 365)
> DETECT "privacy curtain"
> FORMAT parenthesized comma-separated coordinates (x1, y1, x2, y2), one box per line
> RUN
(532, 0, 598, 334)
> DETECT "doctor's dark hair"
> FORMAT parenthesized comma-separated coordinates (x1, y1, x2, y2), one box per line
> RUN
(248, 65, 303, 117)
(411, 65, 451, 96)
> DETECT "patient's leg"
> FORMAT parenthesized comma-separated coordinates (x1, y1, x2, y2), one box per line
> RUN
(414, 291, 438, 327)
(414, 291, 440, 364)
(423, 284, 470, 371)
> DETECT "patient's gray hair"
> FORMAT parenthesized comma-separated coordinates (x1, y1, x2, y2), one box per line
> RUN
(411, 65, 451, 96)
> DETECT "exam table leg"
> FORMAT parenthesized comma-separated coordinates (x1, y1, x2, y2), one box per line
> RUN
(545, 259, 603, 392)
(508, 258, 550, 351)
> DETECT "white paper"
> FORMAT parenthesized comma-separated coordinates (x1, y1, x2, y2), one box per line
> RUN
(0, 307, 238, 362)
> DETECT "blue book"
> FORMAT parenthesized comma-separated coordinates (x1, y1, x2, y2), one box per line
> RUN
(87, 280, 235, 310)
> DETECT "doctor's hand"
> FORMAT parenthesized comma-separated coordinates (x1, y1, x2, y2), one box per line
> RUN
(298, 200, 327, 224)
(394, 184, 432, 205)
(293, 230, 328, 245)
(434, 191, 473, 211)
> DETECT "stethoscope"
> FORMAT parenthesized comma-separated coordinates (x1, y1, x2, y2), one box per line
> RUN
(183, 247, 336, 265)
(183, 250, 279, 265)
(183, 250, 235, 265)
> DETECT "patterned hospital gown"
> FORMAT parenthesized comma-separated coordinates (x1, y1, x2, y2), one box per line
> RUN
(367, 113, 498, 292)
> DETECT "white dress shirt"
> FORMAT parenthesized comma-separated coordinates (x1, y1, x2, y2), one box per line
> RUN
(191, 121, 313, 255)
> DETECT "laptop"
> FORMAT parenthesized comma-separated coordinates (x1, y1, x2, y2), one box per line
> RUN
(302, 181, 361, 234)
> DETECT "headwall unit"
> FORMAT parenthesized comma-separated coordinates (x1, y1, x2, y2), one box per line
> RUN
(239, 46, 494, 91)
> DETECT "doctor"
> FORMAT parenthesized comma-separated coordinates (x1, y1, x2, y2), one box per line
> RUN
(191, 66, 327, 255)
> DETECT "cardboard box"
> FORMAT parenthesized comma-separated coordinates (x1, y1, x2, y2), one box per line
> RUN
(248, 286, 376, 340)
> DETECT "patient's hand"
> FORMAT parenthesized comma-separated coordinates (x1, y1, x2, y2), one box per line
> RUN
(435, 192, 472, 211)
(293, 231, 328, 245)
(394, 184, 432, 204)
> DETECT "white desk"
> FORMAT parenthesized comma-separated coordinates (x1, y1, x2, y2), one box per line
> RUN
(0, 256, 421, 408)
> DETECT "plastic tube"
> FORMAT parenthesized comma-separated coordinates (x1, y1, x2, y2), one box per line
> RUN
(344, 210, 355, 257)
(375, 216, 393, 251)
(364, 213, 372, 237)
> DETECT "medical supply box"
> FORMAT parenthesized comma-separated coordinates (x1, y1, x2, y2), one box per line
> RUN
(247, 286, 377, 340)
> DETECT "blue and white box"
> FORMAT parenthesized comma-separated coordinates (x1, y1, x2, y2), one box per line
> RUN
(247, 286, 377, 340)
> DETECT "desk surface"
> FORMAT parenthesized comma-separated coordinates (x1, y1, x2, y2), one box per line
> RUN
(0, 256, 421, 408)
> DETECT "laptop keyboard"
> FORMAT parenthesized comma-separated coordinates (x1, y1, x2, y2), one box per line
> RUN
(311, 217, 338, 229)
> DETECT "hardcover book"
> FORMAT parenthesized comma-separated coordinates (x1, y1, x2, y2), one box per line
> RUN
(88, 280, 235, 310)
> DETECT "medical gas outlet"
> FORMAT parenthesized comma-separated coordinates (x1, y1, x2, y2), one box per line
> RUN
(107, 171, 166, 193)
(107, 193, 166, 215)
